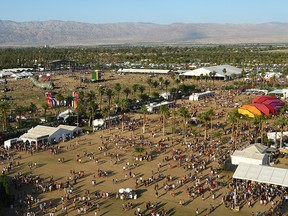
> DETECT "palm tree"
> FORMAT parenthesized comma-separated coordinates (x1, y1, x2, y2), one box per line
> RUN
(171, 110, 178, 134)
(15, 105, 27, 127)
(55, 93, 64, 115)
(98, 86, 105, 110)
(105, 89, 114, 129)
(101, 106, 110, 129)
(179, 75, 185, 84)
(41, 102, 49, 123)
(0, 102, 10, 131)
(134, 146, 146, 158)
(116, 99, 128, 132)
(227, 109, 240, 141)
(123, 87, 131, 100)
(160, 105, 170, 138)
(222, 68, 227, 80)
(138, 85, 146, 94)
(132, 84, 139, 98)
(87, 100, 97, 127)
(163, 79, 170, 94)
(212, 71, 217, 85)
(114, 83, 122, 100)
(207, 108, 215, 130)
(65, 95, 74, 107)
(198, 112, 210, 141)
(140, 105, 148, 134)
(253, 115, 267, 144)
(146, 78, 154, 94)
(179, 107, 190, 142)
(274, 116, 287, 149)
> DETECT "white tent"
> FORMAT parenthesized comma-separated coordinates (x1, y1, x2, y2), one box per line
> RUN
(183, 64, 242, 80)
(231, 143, 269, 165)
(4, 138, 23, 149)
(57, 109, 75, 121)
(267, 132, 288, 141)
(20, 125, 81, 144)
(233, 163, 288, 187)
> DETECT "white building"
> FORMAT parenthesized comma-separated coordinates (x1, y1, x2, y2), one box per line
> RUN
(20, 125, 82, 145)
(231, 143, 270, 165)
(189, 91, 214, 101)
(182, 64, 242, 80)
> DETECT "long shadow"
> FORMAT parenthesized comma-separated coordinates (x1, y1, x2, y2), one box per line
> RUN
(132, 201, 144, 209)
(166, 207, 176, 216)
(135, 189, 147, 198)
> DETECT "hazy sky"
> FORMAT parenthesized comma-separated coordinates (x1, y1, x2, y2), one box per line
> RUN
(1, 0, 287, 24)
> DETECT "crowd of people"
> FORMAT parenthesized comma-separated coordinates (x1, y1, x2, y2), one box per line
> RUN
(0, 89, 288, 216)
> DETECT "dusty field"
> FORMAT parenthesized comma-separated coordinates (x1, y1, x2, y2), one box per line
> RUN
(1, 71, 288, 216)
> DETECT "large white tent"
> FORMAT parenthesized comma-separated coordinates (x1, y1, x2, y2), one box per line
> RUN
(233, 163, 288, 187)
(231, 143, 269, 165)
(182, 64, 242, 80)
(20, 124, 82, 144)
(117, 69, 170, 75)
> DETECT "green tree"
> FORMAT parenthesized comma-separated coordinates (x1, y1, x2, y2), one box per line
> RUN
(138, 85, 146, 94)
(116, 99, 128, 132)
(179, 107, 190, 142)
(227, 109, 240, 141)
(207, 108, 215, 130)
(275, 116, 288, 149)
(0, 102, 10, 131)
(140, 105, 148, 134)
(14, 105, 27, 127)
(41, 102, 49, 123)
(123, 87, 131, 100)
(132, 84, 139, 98)
(105, 89, 114, 129)
(163, 79, 170, 94)
(160, 105, 170, 138)
(198, 111, 210, 141)
(98, 86, 105, 110)
(114, 83, 122, 100)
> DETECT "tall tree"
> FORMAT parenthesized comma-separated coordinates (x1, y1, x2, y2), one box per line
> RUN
(160, 105, 170, 138)
(207, 108, 215, 130)
(227, 109, 240, 141)
(114, 83, 122, 100)
(123, 87, 131, 100)
(274, 116, 287, 149)
(105, 88, 114, 129)
(14, 105, 27, 127)
(0, 102, 10, 131)
(179, 107, 190, 142)
(98, 86, 105, 110)
(198, 111, 210, 141)
(132, 84, 139, 98)
(41, 102, 49, 123)
(140, 105, 148, 134)
(116, 99, 128, 132)
(163, 79, 170, 94)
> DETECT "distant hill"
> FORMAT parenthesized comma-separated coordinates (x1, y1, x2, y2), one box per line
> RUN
(0, 20, 288, 46)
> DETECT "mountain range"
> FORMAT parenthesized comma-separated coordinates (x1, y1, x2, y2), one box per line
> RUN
(0, 20, 288, 46)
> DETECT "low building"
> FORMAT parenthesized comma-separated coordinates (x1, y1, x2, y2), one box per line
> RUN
(231, 143, 270, 165)
(20, 124, 82, 145)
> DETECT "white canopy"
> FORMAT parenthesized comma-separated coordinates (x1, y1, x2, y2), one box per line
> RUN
(233, 163, 288, 187)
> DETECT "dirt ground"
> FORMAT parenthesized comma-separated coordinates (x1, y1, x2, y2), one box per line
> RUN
(1, 72, 288, 216)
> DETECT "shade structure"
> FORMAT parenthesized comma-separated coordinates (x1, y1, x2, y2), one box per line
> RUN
(238, 108, 255, 118)
(262, 103, 276, 114)
(233, 163, 288, 187)
(250, 103, 271, 116)
(241, 104, 262, 116)
(252, 95, 277, 104)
